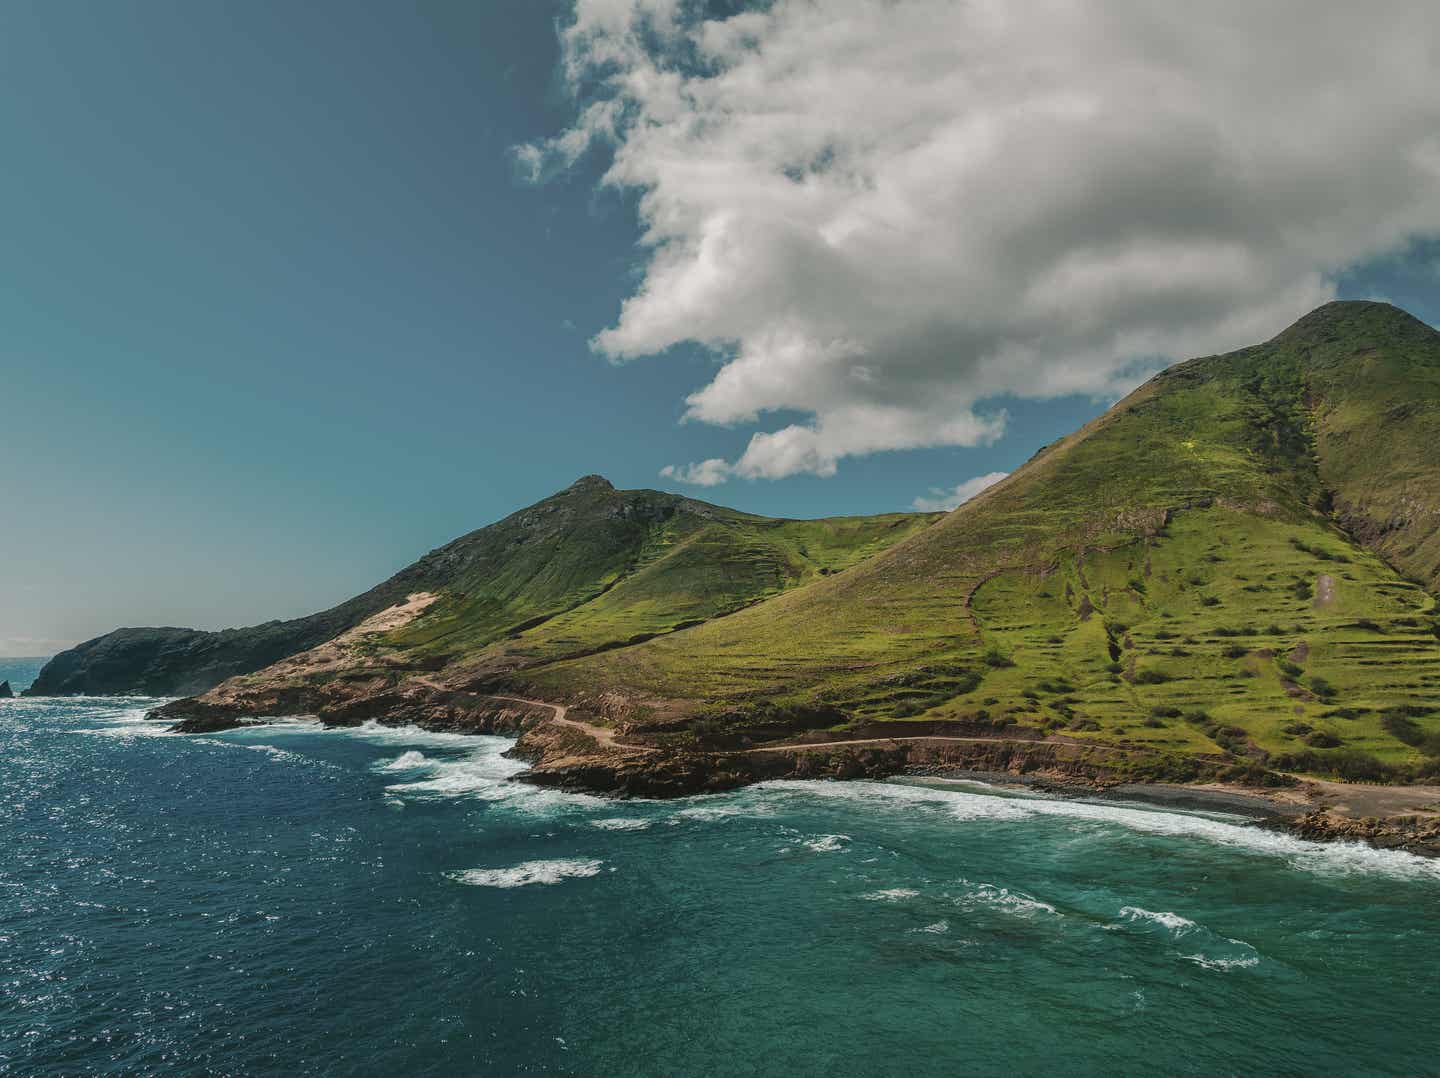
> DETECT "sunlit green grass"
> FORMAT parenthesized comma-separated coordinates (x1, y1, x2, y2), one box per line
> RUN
(522, 304, 1440, 778)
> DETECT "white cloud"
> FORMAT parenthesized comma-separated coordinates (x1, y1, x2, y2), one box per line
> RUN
(659, 458, 732, 487)
(527, 0, 1440, 482)
(913, 472, 1011, 512)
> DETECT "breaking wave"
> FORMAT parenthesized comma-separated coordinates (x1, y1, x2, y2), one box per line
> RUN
(861, 888, 921, 902)
(375, 750, 432, 772)
(800, 833, 850, 853)
(757, 778, 1440, 881)
(448, 859, 606, 888)
(1119, 907, 1199, 935)
(955, 879, 1060, 919)
(1114, 906, 1261, 971)
(590, 817, 652, 831)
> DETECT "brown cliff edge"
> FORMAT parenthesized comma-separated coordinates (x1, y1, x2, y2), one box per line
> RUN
(150, 682, 1440, 859)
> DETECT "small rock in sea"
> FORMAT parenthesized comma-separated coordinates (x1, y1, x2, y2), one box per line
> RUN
(0, 681, 12, 699)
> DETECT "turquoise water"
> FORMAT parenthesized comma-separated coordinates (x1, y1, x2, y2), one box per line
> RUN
(2, 657, 1438, 1076)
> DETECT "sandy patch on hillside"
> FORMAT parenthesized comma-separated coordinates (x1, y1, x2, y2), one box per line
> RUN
(261, 592, 439, 678)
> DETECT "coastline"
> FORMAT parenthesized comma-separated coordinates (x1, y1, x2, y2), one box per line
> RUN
(902, 770, 1300, 820)
(143, 690, 1440, 858)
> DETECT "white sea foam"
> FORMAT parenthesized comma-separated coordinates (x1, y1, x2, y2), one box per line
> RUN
(1119, 907, 1198, 935)
(72, 706, 171, 738)
(225, 719, 601, 812)
(801, 834, 850, 853)
(860, 888, 921, 902)
(956, 879, 1060, 919)
(241, 722, 597, 811)
(385, 746, 602, 812)
(1115, 908, 1261, 969)
(376, 750, 431, 772)
(673, 802, 773, 822)
(448, 859, 605, 888)
(232, 742, 315, 764)
(1181, 952, 1260, 972)
(912, 921, 950, 934)
(590, 817, 652, 831)
(756, 779, 1440, 882)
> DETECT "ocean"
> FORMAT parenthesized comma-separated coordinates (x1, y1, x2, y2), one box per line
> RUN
(2, 656, 1437, 1076)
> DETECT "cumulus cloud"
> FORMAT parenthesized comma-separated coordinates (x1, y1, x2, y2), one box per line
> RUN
(659, 458, 731, 487)
(912, 471, 1011, 513)
(524, 0, 1440, 483)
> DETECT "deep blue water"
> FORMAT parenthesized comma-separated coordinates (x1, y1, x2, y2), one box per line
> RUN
(2, 656, 1438, 1076)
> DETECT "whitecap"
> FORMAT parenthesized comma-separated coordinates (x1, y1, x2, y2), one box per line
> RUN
(801, 834, 850, 853)
(375, 750, 432, 772)
(1118, 907, 1198, 935)
(860, 888, 921, 902)
(385, 745, 603, 813)
(220, 720, 601, 813)
(1181, 951, 1260, 972)
(182, 737, 326, 767)
(673, 803, 772, 822)
(1114, 909, 1261, 969)
(590, 818, 652, 831)
(238, 743, 315, 764)
(912, 920, 950, 934)
(71, 707, 171, 738)
(955, 879, 1060, 918)
(448, 859, 605, 888)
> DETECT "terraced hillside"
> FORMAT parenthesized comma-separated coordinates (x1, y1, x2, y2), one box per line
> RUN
(519, 302, 1440, 779)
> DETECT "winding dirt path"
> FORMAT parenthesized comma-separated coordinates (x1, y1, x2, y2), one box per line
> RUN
(479, 693, 568, 722)
(468, 691, 655, 752)
(460, 690, 653, 748)
(458, 686, 1052, 757)
(480, 690, 1058, 757)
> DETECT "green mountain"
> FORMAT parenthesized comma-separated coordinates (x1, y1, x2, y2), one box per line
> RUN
(515, 301, 1440, 778)
(30, 476, 937, 696)
(58, 301, 1440, 807)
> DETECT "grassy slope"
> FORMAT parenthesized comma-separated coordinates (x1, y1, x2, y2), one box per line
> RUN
(526, 303, 1440, 778)
(466, 512, 931, 673)
(218, 476, 940, 694)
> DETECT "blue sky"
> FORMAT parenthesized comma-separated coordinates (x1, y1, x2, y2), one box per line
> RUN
(3, 1, 1438, 655)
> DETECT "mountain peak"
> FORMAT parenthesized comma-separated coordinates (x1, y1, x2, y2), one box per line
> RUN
(566, 475, 615, 493)
(1274, 299, 1431, 347)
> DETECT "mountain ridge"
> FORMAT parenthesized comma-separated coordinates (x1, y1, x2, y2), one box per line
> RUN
(28, 482, 939, 696)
